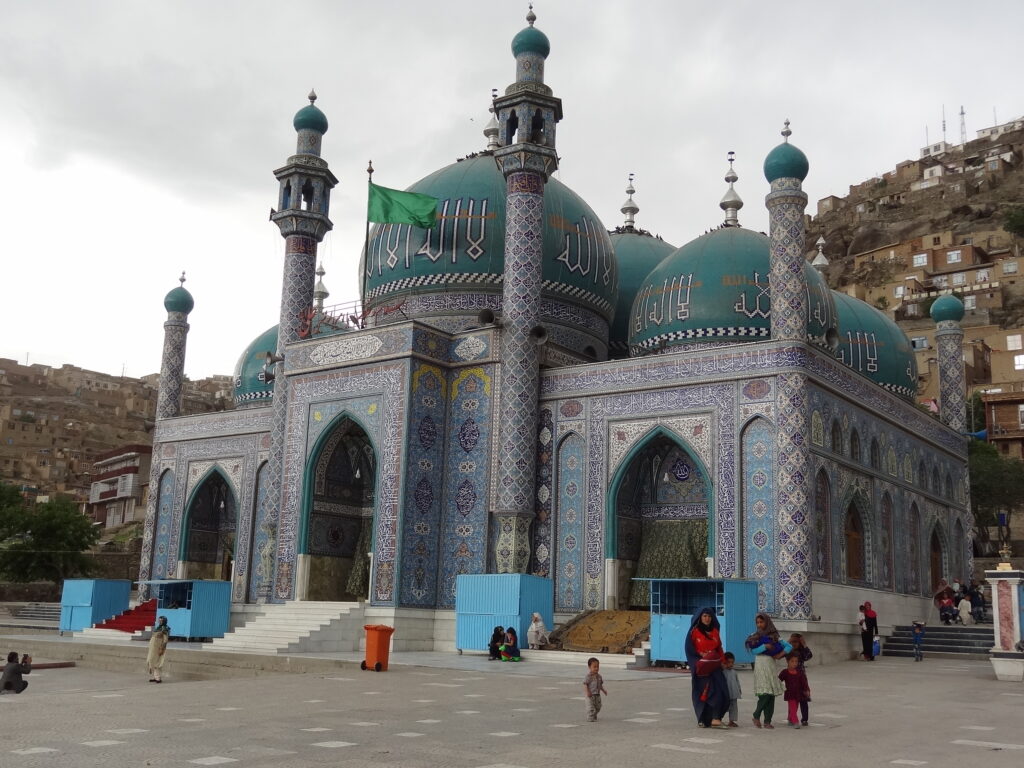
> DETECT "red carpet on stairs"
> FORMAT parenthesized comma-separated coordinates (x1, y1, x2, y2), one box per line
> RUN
(93, 599, 157, 633)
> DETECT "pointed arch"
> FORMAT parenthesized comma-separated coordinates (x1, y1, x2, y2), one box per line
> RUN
(952, 517, 966, 584)
(879, 492, 894, 590)
(931, 466, 940, 495)
(850, 428, 861, 463)
(812, 468, 832, 581)
(917, 459, 927, 489)
(179, 465, 238, 560)
(842, 493, 870, 583)
(179, 466, 238, 583)
(870, 438, 881, 470)
(830, 419, 843, 454)
(929, 521, 948, 591)
(604, 425, 713, 559)
(908, 501, 922, 595)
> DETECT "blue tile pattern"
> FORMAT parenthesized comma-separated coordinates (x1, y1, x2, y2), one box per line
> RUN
(742, 418, 776, 612)
(555, 432, 585, 611)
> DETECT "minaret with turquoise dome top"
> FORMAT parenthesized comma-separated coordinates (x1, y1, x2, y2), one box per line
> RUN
(931, 294, 967, 433)
(156, 271, 194, 419)
(139, 272, 195, 589)
(267, 91, 337, 599)
(490, 6, 562, 573)
(764, 121, 813, 619)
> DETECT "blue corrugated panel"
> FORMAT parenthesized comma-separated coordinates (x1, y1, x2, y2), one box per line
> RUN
(91, 580, 131, 627)
(455, 613, 521, 652)
(60, 579, 95, 608)
(189, 581, 231, 638)
(454, 574, 554, 652)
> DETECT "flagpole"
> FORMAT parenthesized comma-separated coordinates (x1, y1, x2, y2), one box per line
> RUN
(362, 160, 373, 327)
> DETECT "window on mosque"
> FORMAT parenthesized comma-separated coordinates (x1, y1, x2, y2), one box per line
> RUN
(870, 440, 880, 470)
(946, 250, 962, 264)
(1003, 261, 1018, 275)
(918, 461, 927, 487)
(850, 430, 861, 462)
(845, 508, 865, 581)
(830, 421, 842, 454)
(912, 253, 928, 267)
(1010, 335, 1023, 351)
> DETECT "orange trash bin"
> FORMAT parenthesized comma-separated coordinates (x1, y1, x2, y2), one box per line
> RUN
(361, 624, 395, 671)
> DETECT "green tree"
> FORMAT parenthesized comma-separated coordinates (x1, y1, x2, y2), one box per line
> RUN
(0, 484, 100, 585)
(1004, 206, 1024, 239)
(968, 440, 1024, 554)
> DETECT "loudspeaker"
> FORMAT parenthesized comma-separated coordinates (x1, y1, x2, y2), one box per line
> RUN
(529, 325, 548, 346)
(477, 308, 498, 326)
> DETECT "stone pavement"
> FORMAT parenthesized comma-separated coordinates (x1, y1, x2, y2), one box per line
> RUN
(0, 653, 1022, 767)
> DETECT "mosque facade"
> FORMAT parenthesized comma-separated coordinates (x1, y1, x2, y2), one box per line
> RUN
(139, 11, 972, 641)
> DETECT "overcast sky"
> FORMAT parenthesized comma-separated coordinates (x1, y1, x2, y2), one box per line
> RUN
(1, 0, 1020, 380)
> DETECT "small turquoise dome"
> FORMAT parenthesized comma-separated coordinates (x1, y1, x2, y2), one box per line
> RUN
(628, 228, 837, 354)
(164, 285, 194, 314)
(512, 25, 550, 58)
(833, 291, 918, 400)
(930, 294, 965, 323)
(764, 142, 809, 183)
(608, 231, 676, 357)
(293, 104, 328, 134)
(233, 325, 277, 408)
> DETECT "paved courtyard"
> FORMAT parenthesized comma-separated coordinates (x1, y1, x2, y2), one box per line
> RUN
(0, 652, 1022, 767)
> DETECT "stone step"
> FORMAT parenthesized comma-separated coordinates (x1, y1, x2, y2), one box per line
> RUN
(883, 648, 989, 660)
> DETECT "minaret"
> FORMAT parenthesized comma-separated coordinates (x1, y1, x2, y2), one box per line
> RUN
(490, 6, 562, 573)
(139, 273, 195, 591)
(313, 262, 330, 312)
(763, 121, 813, 619)
(267, 92, 337, 600)
(719, 152, 743, 227)
(930, 294, 967, 432)
(621, 175, 639, 229)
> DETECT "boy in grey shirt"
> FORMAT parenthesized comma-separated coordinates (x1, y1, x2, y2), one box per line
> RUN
(721, 652, 742, 726)
(582, 657, 608, 721)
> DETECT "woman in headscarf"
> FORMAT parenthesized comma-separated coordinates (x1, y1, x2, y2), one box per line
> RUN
(147, 616, 170, 683)
(861, 602, 879, 660)
(527, 612, 549, 649)
(683, 607, 728, 728)
(933, 579, 957, 624)
(746, 612, 790, 728)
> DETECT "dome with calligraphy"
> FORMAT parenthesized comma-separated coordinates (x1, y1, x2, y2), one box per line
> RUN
(627, 227, 837, 355)
(608, 230, 676, 357)
(362, 153, 617, 355)
(832, 291, 917, 400)
(233, 325, 277, 408)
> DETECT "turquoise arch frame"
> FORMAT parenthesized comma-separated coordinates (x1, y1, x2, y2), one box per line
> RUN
(298, 409, 380, 557)
(177, 465, 240, 561)
(603, 424, 715, 560)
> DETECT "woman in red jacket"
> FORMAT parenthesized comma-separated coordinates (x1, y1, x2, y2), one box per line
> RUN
(683, 607, 727, 728)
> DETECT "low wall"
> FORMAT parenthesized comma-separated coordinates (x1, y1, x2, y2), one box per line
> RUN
(0, 583, 61, 602)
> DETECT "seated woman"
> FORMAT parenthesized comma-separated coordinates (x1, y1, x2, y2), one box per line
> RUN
(488, 625, 505, 660)
(527, 613, 549, 650)
(500, 626, 521, 661)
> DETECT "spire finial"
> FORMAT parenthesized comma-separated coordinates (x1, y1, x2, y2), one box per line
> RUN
(782, 119, 792, 142)
(812, 235, 829, 273)
(313, 261, 330, 311)
(621, 173, 639, 228)
(179, 271, 186, 287)
(527, 3, 536, 26)
(719, 151, 743, 227)
(315, 261, 325, 279)
(308, 89, 317, 104)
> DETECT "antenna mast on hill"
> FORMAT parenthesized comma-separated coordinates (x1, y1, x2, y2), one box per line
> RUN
(942, 105, 947, 144)
(960, 106, 967, 147)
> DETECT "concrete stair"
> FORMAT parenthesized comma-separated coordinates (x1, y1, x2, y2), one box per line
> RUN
(76, 626, 145, 643)
(884, 624, 994, 660)
(203, 601, 364, 654)
(12, 602, 61, 621)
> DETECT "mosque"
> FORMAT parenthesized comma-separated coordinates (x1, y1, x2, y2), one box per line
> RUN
(139, 10, 972, 651)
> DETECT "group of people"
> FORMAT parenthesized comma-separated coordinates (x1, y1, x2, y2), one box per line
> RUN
(682, 608, 812, 730)
(487, 613, 550, 662)
(932, 579, 986, 625)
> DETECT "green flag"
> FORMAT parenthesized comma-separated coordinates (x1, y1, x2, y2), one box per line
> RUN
(367, 183, 438, 228)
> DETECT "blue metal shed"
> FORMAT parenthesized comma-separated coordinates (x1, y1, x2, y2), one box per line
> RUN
(635, 578, 759, 665)
(455, 574, 553, 654)
(59, 579, 132, 632)
(138, 579, 231, 640)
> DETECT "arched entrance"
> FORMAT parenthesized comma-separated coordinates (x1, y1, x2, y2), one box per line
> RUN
(844, 503, 866, 582)
(929, 527, 946, 590)
(608, 430, 711, 609)
(181, 470, 237, 582)
(302, 415, 376, 601)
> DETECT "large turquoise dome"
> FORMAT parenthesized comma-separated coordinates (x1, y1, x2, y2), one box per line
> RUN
(233, 325, 277, 408)
(832, 292, 917, 400)
(363, 154, 618, 323)
(608, 230, 676, 357)
(628, 228, 837, 354)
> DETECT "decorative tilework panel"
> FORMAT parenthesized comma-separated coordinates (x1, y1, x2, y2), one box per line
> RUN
(811, 469, 831, 582)
(400, 363, 448, 607)
(151, 470, 175, 580)
(742, 418, 776, 612)
(247, 462, 275, 601)
(437, 366, 494, 608)
(531, 407, 554, 576)
(879, 493, 894, 590)
(555, 433, 585, 612)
